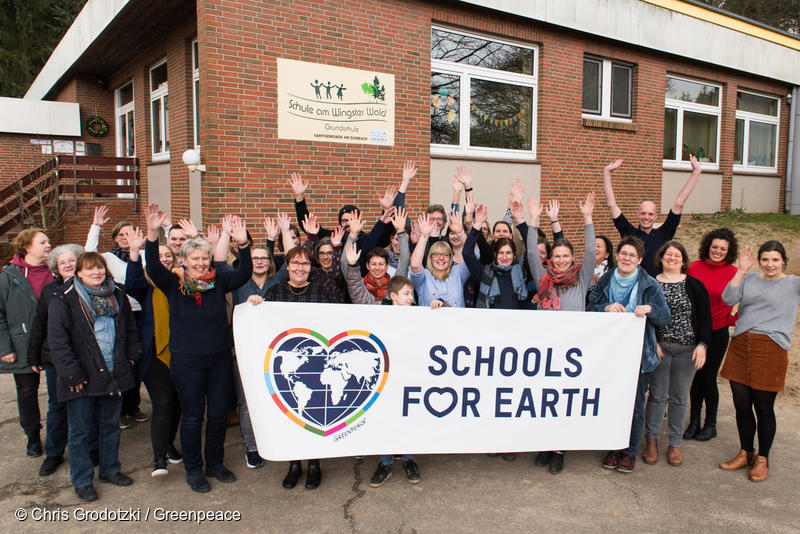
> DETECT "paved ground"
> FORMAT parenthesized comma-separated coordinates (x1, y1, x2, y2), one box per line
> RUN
(0, 378, 797, 534)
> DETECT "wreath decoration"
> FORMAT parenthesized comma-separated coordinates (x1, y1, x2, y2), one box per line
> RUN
(86, 115, 109, 137)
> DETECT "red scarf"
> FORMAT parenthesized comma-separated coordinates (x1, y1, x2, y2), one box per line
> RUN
(533, 260, 581, 310)
(363, 273, 390, 300)
(11, 254, 54, 299)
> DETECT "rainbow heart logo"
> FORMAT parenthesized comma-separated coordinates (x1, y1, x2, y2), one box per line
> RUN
(264, 328, 389, 436)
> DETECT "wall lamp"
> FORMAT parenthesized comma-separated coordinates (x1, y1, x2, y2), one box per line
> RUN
(182, 148, 206, 172)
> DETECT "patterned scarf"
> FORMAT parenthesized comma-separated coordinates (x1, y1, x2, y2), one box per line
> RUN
(477, 263, 527, 308)
(174, 264, 216, 305)
(110, 245, 130, 263)
(534, 260, 581, 310)
(73, 277, 118, 326)
(609, 268, 640, 312)
(387, 248, 400, 268)
(363, 273, 390, 300)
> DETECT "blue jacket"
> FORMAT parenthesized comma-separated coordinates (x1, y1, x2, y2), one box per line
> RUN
(587, 267, 670, 373)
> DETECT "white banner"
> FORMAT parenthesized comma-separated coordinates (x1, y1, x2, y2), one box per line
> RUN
(233, 302, 645, 461)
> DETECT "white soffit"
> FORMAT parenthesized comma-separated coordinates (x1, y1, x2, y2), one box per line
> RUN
(459, 0, 800, 86)
(24, 0, 129, 101)
(0, 97, 80, 136)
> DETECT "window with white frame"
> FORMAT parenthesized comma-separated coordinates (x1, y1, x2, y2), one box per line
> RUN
(150, 60, 169, 160)
(734, 90, 779, 171)
(431, 27, 537, 159)
(115, 81, 135, 157)
(663, 76, 721, 166)
(582, 57, 632, 120)
(192, 40, 199, 149)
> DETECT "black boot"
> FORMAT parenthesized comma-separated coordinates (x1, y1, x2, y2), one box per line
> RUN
(282, 461, 302, 489)
(683, 420, 701, 440)
(305, 460, 322, 490)
(26, 433, 42, 457)
(694, 423, 717, 441)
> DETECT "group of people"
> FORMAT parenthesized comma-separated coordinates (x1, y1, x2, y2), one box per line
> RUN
(0, 158, 797, 502)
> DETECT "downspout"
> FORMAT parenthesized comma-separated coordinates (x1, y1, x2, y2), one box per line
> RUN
(788, 86, 799, 214)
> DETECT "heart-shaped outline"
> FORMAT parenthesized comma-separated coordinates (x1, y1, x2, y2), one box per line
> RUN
(264, 328, 389, 436)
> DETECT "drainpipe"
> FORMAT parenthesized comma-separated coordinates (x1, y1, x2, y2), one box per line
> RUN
(788, 86, 799, 214)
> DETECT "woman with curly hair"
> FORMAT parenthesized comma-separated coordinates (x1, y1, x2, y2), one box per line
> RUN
(685, 228, 739, 441)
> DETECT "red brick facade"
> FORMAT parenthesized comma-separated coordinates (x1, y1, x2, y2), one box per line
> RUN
(0, 0, 793, 248)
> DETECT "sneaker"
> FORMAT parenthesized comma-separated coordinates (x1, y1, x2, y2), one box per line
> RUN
(132, 409, 150, 423)
(246, 451, 264, 469)
(617, 453, 636, 473)
(39, 455, 64, 476)
(166, 445, 183, 464)
(369, 462, 392, 487)
(402, 459, 421, 484)
(152, 457, 168, 477)
(602, 450, 620, 469)
(119, 415, 135, 429)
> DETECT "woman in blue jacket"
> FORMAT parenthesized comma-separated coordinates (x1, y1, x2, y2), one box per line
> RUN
(587, 236, 669, 474)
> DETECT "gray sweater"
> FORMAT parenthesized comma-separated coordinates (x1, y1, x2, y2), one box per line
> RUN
(722, 273, 800, 350)
(526, 224, 596, 312)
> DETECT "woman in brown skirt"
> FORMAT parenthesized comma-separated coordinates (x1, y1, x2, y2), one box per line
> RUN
(718, 241, 800, 482)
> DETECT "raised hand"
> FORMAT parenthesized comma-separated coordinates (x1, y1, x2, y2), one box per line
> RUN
(455, 165, 472, 188)
(145, 203, 168, 233)
(509, 178, 525, 204)
(738, 245, 756, 272)
(221, 214, 234, 236)
(93, 205, 110, 226)
(288, 172, 308, 200)
(579, 192, 596, 220)
(379, 186, 398, 210)
(546, 199, 560, 221)
(526, 196, 542, 226)
(330, 225, 345, 246)
(177, 218, 199, 238)
(302, 213, 320, 235)
(262, 217, 279, 241)
(127, 226, 145, 251)
(348, 211, 365, 237)
(276, 212, 291, 232)
(474, 204, 488, 228)
(205, 224, 221, 246)
(510, 200, 524, 223)
(230, 216, 248, 245)
(448, 209, 463, 234)
(380, 206, 396, 224)
(451, 175, 464, 193)
(689, 154, 702, 174)
(402, 160, 418, 183)
(417, 213, 435, 238)
(604, 159, 623, 173)
(464, 191, 476, 217)
(410, 221, 421, 244)
(392, 206, 408, 232)
(344, 241, 362, 266)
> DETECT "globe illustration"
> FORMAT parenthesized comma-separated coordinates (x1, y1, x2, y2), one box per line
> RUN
(271, 334, 384, 429)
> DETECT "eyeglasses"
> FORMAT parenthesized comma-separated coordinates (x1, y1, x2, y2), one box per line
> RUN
(431, 252, 451, 259)
(428, 216, 445, 222)
(318, 251, 333, 256)
(252, 257, 270, 262)
(618, 251, 639, 259)
(289, 261, 312, 268)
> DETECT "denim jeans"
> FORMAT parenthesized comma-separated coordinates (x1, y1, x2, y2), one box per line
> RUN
(13, 372, 41, 437)
(644, 342, 697, 446)
(170, 350, 233, 474)
(43, 365, 68, 457)
(622, 370, 653, 456)
(143, 357, 181, 461)
(380, 454, 414, 465)
(66, 394, 122, 489)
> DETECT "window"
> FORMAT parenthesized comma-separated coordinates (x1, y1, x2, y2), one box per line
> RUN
(582, 57, 632, 119)
(115, 82, 135, 157)
(192, 39, 199, 149)
(431, 27, 537, 159)
(734, 90, 779, 171)
(663, 76, 721, 167)
(150, 60, 169, 160)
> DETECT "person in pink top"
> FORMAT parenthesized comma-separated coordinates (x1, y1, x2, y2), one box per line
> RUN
(685, 228, 739, 441)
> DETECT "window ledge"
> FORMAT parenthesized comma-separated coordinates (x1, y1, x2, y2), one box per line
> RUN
(148, 156, 170, 165)
(732, 169, 781, 177)
(581, 118, 636, 132)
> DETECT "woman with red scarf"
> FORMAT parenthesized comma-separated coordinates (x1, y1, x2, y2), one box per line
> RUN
(0, 228, 53, 457)
(685, 228, 739, 442)
(525, 193, 597, 474)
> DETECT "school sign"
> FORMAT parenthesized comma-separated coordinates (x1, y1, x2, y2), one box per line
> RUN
(234, 302, 645, 461)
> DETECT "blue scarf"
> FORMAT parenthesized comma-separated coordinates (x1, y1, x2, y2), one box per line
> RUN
(477, 263, 527, 308)
(609, 268, 639, 312)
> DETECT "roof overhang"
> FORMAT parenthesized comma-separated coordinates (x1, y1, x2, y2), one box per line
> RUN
(459, 0, 800, 86)
(0, 97, 80, 136)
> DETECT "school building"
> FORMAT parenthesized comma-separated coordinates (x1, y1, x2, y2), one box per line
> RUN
(1, 0, 799, 247)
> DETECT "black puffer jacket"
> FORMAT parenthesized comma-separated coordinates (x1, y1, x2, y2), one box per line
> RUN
(27, 278, 64, 367)
(47, 278, 141, 403)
